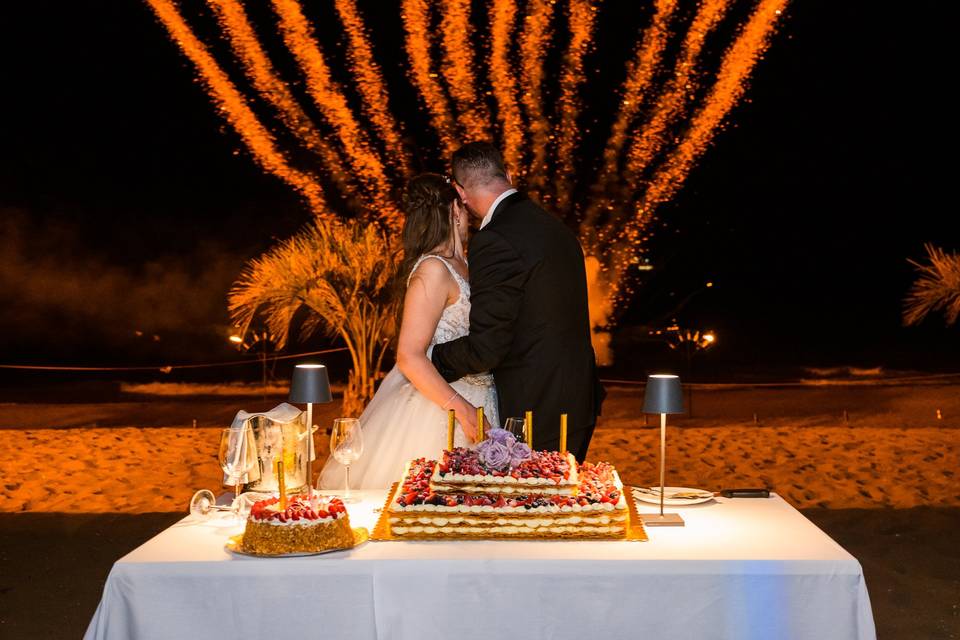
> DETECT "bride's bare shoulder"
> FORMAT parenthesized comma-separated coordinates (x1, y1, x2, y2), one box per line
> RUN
(407, 256, 456, 293)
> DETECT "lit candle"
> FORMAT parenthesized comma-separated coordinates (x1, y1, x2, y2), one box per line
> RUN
(525, 410, 534, 448)
(477, 406, 484, 442)
(447, 409, 456, 450)
(559, 413, 568, 455)
(276, 459, 287, 511)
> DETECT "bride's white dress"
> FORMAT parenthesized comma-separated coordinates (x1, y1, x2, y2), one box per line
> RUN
(319, 254, 499, 490)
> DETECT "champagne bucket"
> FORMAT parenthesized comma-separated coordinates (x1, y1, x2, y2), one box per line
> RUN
(227, 403, 311, 494)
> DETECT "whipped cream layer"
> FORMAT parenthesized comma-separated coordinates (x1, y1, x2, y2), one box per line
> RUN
(391, 524, 625, 536)
(390, 513, 627, 526)
(429, 483, 575, 496)
(389, 497, 625, 514)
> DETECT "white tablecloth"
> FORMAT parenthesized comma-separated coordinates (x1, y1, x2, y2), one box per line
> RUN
(85, 491, 876, 640)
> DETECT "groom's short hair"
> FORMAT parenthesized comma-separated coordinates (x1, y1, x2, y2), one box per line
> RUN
(451, 141, 509, 189)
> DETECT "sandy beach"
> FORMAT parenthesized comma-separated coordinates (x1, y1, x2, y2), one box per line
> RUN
(1, 382, 958, 513)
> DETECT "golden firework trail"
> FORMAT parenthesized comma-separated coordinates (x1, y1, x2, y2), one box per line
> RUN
(145, 0, 328, 215)
(271, 0, 401, 229)
(488, 0, 525, 176)
(553, 0, 600, 212)
(205, 0, 356, 203)
(333, 0, 411, 177)
(582, 0, 676, 234)
(624, 0, 732, 180)
(401, 0, 458, 157)
(439, 0, 491, 142)
(519, 0, 558, 197)
(608, 0, 788, 302)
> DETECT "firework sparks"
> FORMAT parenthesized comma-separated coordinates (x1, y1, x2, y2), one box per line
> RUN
(145, 0, 328, 214)
(624, 0, 732, 181)
(553, 0, 600, 212)
(401, 0, 458, 156)
(489, 0, 525, 175)
(272, 0, 401, 228)
(582, 0, 677, 235)
(333, 0, 411, 177)
(519, 0, 557, 197)
(608, 0, 788, 303)
(206, 0, 356, 204)
(440, 0, 491, 142)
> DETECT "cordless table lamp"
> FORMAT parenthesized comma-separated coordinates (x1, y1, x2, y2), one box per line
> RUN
(289, 363, 333, 501)
(642, 374, 685, 526)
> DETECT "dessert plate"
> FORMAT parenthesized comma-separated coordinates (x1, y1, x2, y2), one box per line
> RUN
(225, 527, 369, 558)
(631, 486, 715, 506)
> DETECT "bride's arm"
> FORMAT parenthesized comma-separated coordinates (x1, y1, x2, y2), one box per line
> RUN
(396, 259, 483, 442)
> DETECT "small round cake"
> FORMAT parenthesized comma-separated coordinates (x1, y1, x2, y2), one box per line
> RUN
(241, 494, 354, 554)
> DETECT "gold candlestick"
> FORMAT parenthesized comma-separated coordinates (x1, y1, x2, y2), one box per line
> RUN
(559, 413, 568, 454)
(477, 406, 484, 442)
(447, 409, 456, 450)
(524, 410, 534, 448)
(276, 459, 287, 511)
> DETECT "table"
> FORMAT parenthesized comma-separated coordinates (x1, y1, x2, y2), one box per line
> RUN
(85, 491, 876, 640)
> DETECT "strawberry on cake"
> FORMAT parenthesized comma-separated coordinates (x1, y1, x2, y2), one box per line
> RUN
(241, 494, 355, 554)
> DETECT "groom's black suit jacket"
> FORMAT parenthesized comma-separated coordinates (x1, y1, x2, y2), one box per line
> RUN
(432, 191, 604, 460)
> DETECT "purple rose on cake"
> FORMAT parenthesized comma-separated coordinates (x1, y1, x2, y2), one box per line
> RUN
(507, 442, 532, 468)
(485, 428, 515, 446)
(477, 439, 511, 471)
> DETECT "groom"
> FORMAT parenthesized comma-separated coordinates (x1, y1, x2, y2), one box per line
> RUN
(432, 141, 604, 462)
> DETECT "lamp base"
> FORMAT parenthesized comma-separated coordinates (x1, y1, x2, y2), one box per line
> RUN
(641, 513, 685, 527)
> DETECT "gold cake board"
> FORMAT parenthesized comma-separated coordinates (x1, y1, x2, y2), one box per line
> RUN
(371, 483, 648, 542)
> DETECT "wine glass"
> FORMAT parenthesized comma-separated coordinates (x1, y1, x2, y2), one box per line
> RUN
(330, 418, 364, 503)
(218, 426, 258, 521)
(503, 417, 527, 444)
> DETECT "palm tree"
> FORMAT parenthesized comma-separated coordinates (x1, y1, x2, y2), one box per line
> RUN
(230, 219, 399, 415)
(903, 244, 960, 327)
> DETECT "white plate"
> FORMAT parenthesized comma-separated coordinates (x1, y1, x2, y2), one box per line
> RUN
(631, 486, 715, 506)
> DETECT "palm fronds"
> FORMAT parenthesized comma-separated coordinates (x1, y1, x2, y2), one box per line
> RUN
(229, 219, 400, 414)
(903, 243, 960, 327)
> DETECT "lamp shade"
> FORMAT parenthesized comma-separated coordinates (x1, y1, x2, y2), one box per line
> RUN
(642, 374, 684, 414)
(289, 363, 332, 404)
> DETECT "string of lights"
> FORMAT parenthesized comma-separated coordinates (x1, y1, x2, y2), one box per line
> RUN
(0, 347, 349, 373)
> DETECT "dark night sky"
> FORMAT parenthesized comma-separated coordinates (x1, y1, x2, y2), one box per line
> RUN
(1, 0, 957, 378)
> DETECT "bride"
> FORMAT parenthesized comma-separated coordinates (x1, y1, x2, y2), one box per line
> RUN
(319, 173, 498, 490)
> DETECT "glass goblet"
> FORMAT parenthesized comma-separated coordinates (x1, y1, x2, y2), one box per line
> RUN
(503, 417, 527, 443)
(330, 418, 363, 503)
(218, 426, 258, 522)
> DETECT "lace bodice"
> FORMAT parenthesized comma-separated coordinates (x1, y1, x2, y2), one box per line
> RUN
(408, 255, 493, 388)
(407, 254, 472, 347)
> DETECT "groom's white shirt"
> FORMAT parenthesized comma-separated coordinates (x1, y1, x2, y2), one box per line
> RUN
(479, 188, 518, 230)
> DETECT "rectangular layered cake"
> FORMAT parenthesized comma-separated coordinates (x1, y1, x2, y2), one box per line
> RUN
(388, 456, 628, 539)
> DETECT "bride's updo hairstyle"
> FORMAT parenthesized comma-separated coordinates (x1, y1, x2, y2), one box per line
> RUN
(397, 173, 460, 294)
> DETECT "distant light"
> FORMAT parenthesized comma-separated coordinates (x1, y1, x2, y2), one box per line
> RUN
(706, 281, 714, 288)
(703, 333, 715, 343)
(637, 264, 654, 271)
(229, 335, 243, 344)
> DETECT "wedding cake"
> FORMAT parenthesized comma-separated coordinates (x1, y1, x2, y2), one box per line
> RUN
(387, 428, 628, 539)
(241, 494, 355, 554)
